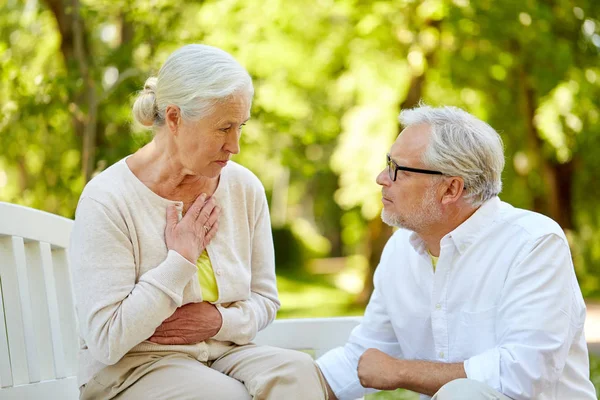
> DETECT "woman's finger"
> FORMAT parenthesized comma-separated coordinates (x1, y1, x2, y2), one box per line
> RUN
(184, 193, 207, 222)
(165, 204, 178, 232)
(195, 197, 216, 223)
(202, 206, 220, 232)
(203, 221, 219, 245)
(147, 335, 185, 345)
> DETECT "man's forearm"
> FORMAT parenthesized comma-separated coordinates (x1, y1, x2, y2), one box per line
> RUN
(393, 359, 466, 396)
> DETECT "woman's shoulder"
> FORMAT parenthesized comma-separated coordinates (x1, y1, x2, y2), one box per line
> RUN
(79, 158, 130, 203)
(224, 161, 265, 193)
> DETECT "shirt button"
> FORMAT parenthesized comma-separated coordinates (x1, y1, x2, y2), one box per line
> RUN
(435, 303, 441, 310)
(201, 351, 208, 359)
(439, 351, 445, 358)
(216, 269, 223, 276)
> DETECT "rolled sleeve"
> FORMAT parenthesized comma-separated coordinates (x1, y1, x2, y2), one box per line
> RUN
(317, 260, 402, 400)
(464, 348, 501, 391)
(318, 345, 375, 400)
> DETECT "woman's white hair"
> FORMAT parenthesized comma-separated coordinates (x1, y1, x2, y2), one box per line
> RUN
(399, 104, 505, 207)
(133, 44, 253, 128)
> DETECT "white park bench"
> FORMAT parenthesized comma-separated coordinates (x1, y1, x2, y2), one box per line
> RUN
(0, 201, 361, 399)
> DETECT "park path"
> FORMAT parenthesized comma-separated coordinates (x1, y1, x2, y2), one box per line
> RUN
(586, 302, 600, 355)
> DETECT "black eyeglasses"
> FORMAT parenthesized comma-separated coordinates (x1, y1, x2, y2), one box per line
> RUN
(387, 154, 444, 182)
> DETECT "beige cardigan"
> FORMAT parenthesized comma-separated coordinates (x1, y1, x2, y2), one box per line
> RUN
(69, 159, 280, 387)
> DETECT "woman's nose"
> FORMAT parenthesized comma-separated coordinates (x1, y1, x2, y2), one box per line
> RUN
(224, 133, 240, 154)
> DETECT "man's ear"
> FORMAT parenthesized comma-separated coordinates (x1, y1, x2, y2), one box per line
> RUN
(440, 177, 466, 206)
(165, 105, 181, 135)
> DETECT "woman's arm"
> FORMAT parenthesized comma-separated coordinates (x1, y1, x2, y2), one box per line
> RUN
(71, 196, 216, 364)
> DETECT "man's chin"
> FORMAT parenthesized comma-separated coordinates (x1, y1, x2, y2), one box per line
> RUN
(380, 210, 401, 228)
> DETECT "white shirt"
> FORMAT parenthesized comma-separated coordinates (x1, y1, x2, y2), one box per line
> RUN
(317, 197, 596, 400)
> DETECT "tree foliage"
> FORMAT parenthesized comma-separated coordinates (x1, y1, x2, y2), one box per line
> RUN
(1, 0, 599, 297)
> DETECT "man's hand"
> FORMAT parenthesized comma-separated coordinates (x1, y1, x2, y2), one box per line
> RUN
(357, 348, 402, 390)
(148, 302, 223, 345)
(358, 349, 467, 396)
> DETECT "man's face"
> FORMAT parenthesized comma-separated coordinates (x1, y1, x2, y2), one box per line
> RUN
(376, 123, 443, 232)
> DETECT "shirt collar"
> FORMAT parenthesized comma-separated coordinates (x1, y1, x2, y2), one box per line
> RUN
(409, 231, 428, 254)
(408, 196, 502, 255)
(447, 196, 501, 254)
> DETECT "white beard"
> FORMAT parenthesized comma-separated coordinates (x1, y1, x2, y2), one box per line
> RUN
(381, 188, 442, 232)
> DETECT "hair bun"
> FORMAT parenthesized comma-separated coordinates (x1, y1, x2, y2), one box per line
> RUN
(133, 77, 158, 127)
(143, 77, 157, 93)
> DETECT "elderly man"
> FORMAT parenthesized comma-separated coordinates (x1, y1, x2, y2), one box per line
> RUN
(316, 105, 596, 400)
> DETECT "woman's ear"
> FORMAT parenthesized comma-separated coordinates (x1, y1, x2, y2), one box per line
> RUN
(165, 105, 181, 135)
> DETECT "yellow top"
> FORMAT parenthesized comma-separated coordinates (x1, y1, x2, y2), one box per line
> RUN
(429, 252, 439, 272)
(196, 249, 218, 302)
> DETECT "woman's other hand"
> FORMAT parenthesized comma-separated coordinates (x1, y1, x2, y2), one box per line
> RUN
(148, 301, 223, 345)
(165, 193, 220, 264)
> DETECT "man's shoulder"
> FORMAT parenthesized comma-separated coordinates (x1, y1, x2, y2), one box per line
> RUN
(498, 201, 566, 242)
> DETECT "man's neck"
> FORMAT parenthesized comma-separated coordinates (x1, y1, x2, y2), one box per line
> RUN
(419, 204, 479, 257)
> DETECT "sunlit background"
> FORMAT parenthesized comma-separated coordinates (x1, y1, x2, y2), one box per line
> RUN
(2, 0, 600, 397)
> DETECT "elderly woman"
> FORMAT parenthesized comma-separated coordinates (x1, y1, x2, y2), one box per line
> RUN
(70, 44, 327, 400)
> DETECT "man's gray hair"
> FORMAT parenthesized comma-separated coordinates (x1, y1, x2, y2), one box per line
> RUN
(133, 44, 253, 128)
(399, 104, 505, 207)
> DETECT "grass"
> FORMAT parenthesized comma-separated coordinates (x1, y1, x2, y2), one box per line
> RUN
(591, 354, 600, 395)
(276, 275, 363, 319)
(276, 273, 600, 399)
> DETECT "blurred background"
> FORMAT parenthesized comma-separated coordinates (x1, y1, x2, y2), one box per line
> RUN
(1, 0, 599, 397)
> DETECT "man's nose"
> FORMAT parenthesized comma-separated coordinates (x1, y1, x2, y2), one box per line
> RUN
(376, 169, 390, 186)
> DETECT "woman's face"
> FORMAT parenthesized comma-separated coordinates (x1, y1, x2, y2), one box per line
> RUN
(171, 93, 251, 178)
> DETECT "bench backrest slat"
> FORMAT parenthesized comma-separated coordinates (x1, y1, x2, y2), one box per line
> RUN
(0, 239, 13, 388)
(51, 248, 78, 377)
(0, 202, 77, 389)
(40, 241, 67, 379)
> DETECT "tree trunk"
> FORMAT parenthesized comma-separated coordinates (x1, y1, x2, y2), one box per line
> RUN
(355, 216, 392, 305)
(549, 160, 574, 230)
(45, 0, 98, 182)
(355, 18, 441, 306)
(519, 64, 574, 229)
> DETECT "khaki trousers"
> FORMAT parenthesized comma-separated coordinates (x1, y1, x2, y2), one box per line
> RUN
(80, 344, 328, 400)
(432, 379, 512, 400)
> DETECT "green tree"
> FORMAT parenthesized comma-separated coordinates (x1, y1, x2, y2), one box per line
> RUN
(1, 0, 599, 299)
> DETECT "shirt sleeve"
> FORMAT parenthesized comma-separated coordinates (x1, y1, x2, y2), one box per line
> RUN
(464, 234, 583, 399)
(70, 197, 198, 365)
(317, 247, 403, 400)
(212, 190, 280, 344)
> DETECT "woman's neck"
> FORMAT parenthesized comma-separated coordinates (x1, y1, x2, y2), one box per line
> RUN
(127, 139, 219, 205)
